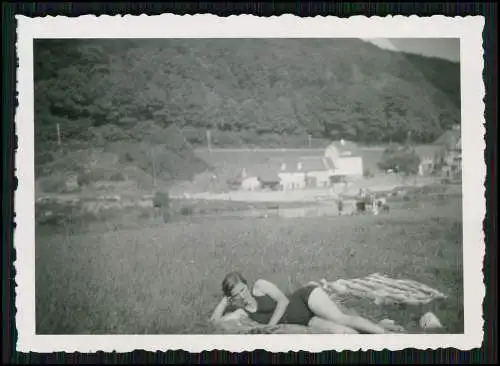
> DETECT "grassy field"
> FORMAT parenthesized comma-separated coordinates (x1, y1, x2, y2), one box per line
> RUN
(36, 193, 463, 335)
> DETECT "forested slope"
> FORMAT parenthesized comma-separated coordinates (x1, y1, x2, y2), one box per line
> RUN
(34, 39, 460, 187)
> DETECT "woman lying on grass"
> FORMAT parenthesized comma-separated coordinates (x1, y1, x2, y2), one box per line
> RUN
(210, 271, 389, 334)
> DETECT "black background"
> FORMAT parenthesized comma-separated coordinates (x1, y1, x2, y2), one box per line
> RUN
(2, 2, 497, 364)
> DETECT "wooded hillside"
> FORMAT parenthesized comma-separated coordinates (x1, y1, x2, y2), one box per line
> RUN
(34, 39, 460, 184)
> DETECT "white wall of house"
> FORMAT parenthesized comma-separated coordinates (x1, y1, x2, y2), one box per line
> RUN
(332, 157, 363, 177)
(307, 170, 333, 187)
(278, 172, 306, 190)
(444, 150, 461, 166)
(418, 156, 435, 176)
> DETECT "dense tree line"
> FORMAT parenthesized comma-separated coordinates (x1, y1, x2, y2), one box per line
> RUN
(34, 39, 460, 182)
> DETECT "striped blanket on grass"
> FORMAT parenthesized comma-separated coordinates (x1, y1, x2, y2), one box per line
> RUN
(317, 272, 447, 306)
(213, 273, 447, 334)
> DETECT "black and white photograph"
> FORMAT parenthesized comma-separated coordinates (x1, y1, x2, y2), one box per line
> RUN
(15, 15, 485, 352)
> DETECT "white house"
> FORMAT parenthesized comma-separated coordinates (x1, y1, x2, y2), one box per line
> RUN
(414, 145, 444, 176)
(435, 126, 462, 179)
(325, 139, 364, 179)
(237, 140, 364, 191)
(418, 156, 435, 176)
(270, 156, 336, 190)
(414, 126, 462, 178)
(332, 157, 363, 178)
(278, 158, 307, 191)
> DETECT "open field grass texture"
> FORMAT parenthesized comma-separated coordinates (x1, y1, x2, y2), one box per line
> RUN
(36, 196, 463, 334)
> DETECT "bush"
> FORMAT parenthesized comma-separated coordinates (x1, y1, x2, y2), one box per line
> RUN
(211, 131, 243, 147)
(363, 168, 374, 178)
(35, 151, 55, 168)
(77, 173, 92, 187)
(180, 206, 194, 216)
(153, 190, 170, 208)
(90, 124, 131, 146)
(38, 174, 68, 193)
(76, 167, 126, 186)
(258, 134, 286, 148)
(183, 128, 209, 146)
(378, 145, 421, 176)
(161, 208, 171, 223)
(109, 171, 126, 181)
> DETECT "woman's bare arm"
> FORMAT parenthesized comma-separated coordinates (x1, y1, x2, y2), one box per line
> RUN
(209, 296, 230, 323)
(220, 308, 249, 322)
(254, 279, 290, 326)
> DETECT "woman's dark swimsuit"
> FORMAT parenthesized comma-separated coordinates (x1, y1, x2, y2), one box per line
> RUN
(244, 285, 317, 326)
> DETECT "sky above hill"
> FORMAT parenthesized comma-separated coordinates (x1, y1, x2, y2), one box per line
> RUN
(362, 38, 460, 62)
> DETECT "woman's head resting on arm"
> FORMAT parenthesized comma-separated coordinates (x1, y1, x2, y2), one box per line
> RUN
(222, 271, 254, 308)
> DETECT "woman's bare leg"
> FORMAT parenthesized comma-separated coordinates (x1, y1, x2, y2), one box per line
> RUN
(308, 316, 359, 334)
(307, 287, 387, 334)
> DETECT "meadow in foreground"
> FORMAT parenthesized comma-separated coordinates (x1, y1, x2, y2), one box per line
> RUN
(36, 196, 463, 334)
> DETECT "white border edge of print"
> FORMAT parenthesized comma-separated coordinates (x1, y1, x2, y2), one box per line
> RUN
(15, 14, 486, 353)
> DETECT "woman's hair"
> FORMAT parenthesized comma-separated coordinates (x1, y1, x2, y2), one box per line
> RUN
(222, 271, 247, 297)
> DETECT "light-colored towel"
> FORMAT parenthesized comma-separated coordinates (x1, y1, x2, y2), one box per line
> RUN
(318, 273, 447, 306)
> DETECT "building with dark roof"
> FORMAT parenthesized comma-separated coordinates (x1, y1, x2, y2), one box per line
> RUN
(237, 139, 366, 190)
(413, 125, 462, 177)
(435, 125, 461, 180)
(434, 125, 461, 150)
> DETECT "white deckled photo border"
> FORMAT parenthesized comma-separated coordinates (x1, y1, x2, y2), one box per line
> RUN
(15, 14, 486, 353)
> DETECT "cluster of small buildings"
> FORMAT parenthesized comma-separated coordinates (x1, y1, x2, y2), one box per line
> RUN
(237, 139, 364, 191)
(415, 124, 462, 180)
(234, 124, 462, 192)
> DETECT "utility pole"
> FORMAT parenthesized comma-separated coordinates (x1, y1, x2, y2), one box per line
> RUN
(56, 123, 61, 147)
(151, 147, 157, 191)
(206, 129, 212, 152)
(406, 130, 417, 186)
(407, 130, 413, 148)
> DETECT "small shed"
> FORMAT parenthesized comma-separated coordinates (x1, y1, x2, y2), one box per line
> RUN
(65, 173, 79, 192)
(258, 170, 282, 190)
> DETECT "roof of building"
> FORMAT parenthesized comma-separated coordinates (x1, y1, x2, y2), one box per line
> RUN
(434, 129, 461, 150)
(299, 156, 332, 171)
(414, 144, 446, 159)
(326, 139, 362, 157)
(245, 162, 281, 182)
(258, 170, 281, 182)
(267, 156, 332, 173)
